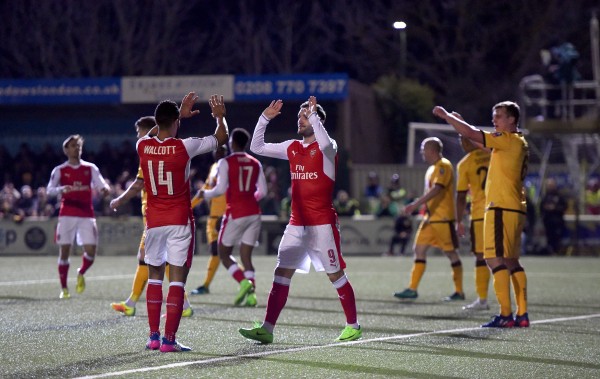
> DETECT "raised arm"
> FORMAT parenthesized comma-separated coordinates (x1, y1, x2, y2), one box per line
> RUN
(306, 96, 335, 154)
(433, 106, 483, 145)
(250, 100, 291, 160)
(209, 94, 229, 146)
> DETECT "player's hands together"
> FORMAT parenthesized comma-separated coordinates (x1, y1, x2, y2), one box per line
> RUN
(209, 95, 226, 119)
(263, 100, 283, 120)
(62, 185, 73, 194)
(180, 92, 200, 119)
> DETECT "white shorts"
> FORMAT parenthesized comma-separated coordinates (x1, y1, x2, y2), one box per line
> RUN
(55, 216, 98, 246)
(219, 214, 261, 247)
(144, 223, 195, 268)
(277, 224, 345, 274)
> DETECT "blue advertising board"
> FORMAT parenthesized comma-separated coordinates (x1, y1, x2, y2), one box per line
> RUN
(0, 78, 120, 105)
(234, 73, 348, 101)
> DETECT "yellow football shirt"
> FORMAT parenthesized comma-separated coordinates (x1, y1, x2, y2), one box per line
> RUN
(136, 165, 147, 217)
(456, 149, 491, 220)
(424, 157, 455, 221)
(482, 131, 528, 212)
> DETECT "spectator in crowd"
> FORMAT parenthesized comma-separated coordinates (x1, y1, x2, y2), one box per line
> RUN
(376, 193, 399, 218)
(364, 171, 383, 214)
(585, 177, 600, 215)
(385, 213, 413, 256)
(14, 185, 36, 221)
(280, 186, 292, 220)
(260, 190, 281, 216)
(33, 186, 57, 218)
(388, 173, 408, 206)
(540, 177, 568, 254)
(333, 189, 360, 217)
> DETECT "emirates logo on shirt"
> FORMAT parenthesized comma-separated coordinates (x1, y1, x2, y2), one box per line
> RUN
(291, 164, 319, 180)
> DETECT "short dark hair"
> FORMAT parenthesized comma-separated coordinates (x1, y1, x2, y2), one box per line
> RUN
(135, 116, 156, 132)
(300, 101, 326, 123)
(231, 128, 250, 150)
(154, 100, 180, 128)
(493, 101, 520, 127)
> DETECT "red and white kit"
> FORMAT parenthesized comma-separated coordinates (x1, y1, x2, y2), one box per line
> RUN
(47, 160, 109, 245)
(137, 135, 217, 267)
(251, 113, 344, 274)
(204, 152, 267, 247)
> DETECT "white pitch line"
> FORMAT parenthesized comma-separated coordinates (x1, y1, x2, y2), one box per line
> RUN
(74, 313, 600, 379)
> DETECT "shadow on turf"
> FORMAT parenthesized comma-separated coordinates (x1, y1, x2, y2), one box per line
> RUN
(383, 342, 600, 371)
(14, 351, 147, 379)
(251, 356, 465, 378)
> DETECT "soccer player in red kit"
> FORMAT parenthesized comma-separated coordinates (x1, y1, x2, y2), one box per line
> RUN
(240, 96, 362, 344)
(138, 93, 229, 352)
(198, 128, 267, 306)
(47, 135, 110, 299)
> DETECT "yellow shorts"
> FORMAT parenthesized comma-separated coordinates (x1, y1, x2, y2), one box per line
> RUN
(415, 220, 458, 252)
(470, 218, 484, 254)
(483, 208, 525, 259)
(206, 216, 223, 244)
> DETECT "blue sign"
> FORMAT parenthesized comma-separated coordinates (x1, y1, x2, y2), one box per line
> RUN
(0, 78, 121, 104)
(234, 73, 348, 101)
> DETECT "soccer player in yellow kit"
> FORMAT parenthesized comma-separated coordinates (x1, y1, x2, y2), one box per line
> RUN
(394, 137, 464, 301)
(109, 116, 193, 318)
(433, 101, 529, 328)
(456, 135, 491, 310)
(190, 145, 227, 295)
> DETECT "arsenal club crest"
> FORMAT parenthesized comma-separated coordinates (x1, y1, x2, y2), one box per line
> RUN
(310, 149, 316, 158)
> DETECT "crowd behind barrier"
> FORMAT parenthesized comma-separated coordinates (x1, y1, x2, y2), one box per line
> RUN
(1, 142, 599, 255)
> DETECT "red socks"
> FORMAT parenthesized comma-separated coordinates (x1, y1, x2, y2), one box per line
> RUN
(264, 282, 290, 326)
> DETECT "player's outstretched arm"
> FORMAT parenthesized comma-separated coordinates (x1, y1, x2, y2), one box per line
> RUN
(433, 106, 483, 144)
(209, 94, 229, 146)
(109, 178, 144, 211)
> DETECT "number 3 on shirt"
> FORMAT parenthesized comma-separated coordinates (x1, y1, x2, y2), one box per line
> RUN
(147, 160, 173, 195)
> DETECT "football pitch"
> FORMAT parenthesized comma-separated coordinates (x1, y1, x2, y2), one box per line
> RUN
(1, 254, 599, 378)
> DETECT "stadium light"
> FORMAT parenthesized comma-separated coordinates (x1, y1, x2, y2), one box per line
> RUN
(393, 21, 407, 77)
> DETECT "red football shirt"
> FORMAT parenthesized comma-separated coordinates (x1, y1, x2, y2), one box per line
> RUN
(137, 135, 217, 228)
(47, 160, 109, 218)
(287, 140, 337, 226)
